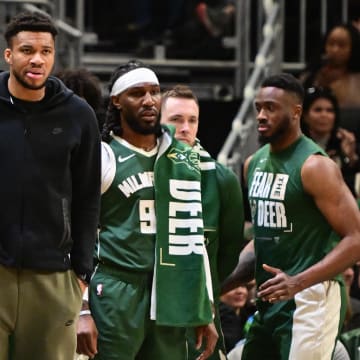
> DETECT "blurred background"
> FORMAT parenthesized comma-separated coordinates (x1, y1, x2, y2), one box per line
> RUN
(1, 0, 359, 172)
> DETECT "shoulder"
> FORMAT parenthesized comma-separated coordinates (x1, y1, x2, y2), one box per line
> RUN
(301, 154, 343, 195)
(302, 153, 340, 175)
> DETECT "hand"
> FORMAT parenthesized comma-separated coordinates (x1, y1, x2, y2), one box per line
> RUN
(76, 314, 98, 359)
(195, 322, 218, 360)
(77, 278, 87, 294)
(257, 264, 303, 303)
(337, 128, 358, 163)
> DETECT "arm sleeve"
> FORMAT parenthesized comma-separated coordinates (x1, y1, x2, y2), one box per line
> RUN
(70, 104, 101, 283)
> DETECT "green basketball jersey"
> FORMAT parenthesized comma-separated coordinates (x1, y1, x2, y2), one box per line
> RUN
(97, 138, 157, 272)
(247, 135, 337, 292)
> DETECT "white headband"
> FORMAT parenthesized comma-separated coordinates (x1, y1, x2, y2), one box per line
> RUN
(110, 67, 159, 96)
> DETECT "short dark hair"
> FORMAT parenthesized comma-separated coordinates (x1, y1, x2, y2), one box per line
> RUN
(261, 73, 305, 103)
(161, 84, 199, 109)
(4, 11, 58, 47)
(302, 86, 339, 120)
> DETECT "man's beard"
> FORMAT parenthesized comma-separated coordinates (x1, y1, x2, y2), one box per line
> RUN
(258, 115, 291, 145)
(124, 112, 161, 135)
(13, 69, 47, 91)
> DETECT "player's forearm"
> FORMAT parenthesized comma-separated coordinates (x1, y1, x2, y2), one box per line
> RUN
(294, 235, 360, 291)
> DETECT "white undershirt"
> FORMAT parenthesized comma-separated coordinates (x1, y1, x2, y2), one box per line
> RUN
(101, 136, 159, 194)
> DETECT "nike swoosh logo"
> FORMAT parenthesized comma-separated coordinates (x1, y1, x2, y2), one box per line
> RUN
(118, 154, 135, 163)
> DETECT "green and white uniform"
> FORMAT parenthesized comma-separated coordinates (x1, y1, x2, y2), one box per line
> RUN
(243, 135, 346, 360)
(97, 138, 157, 272)
(91, 127, 213, 360)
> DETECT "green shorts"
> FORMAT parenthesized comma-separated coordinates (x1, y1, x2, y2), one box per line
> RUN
(242, 280, 346, 360)
(90, 264, 187, 360)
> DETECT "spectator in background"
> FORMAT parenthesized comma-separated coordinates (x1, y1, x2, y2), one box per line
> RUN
(219, 283, 256, 353)
(301, 87, 360, 197)
(342, 266, 360, 332)
(166, 0, 235, 59)
(300, 23, 360, 109)
(195, 0, 235, 38)
(56, 68, 105, 131)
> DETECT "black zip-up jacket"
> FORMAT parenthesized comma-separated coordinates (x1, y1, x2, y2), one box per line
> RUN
(0, 71, 101, 282)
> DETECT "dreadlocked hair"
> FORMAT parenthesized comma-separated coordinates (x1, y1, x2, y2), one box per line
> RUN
(102, 60, 148, 143)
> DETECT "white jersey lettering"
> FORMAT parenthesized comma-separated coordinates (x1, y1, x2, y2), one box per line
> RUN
(170, 179, 201, 201)
(168, 179, 204, 256)
(169, 202, 202, 217)
(169, 235, 204, 255)
(118, 171, 154, 198)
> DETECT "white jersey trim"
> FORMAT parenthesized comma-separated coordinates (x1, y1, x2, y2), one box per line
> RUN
(101, 142, 116, 194)
(101, 136, 160, 195)
(112, 135, 159, 157)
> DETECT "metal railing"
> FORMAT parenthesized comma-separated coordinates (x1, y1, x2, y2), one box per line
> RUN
(217, 0, 284, 174)
(217, 0, 351, 172)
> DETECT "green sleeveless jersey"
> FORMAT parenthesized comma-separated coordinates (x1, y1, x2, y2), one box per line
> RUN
(98, 138, 157, 272)
(247, 135, 338, 288)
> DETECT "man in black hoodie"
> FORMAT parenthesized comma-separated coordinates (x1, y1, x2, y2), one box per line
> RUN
(0, 11, 101, 360)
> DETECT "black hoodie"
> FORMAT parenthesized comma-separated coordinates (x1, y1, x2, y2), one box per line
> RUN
(0, 71, 101, 282)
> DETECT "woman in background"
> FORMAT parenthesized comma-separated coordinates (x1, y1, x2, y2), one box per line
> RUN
(301, 87, 360, 196)
(300, 23, 360, 109)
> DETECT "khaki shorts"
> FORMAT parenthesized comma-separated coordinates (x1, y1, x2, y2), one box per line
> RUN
(1, 265, 82, 360)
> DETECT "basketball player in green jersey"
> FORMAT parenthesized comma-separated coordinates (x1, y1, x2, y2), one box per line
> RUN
(76, 60, 218, 360)
(160, 84, 245, 359)
(223, 73, 360, 359)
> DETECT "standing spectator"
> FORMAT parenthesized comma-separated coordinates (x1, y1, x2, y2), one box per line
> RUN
(342, 266, 360, 332)
(0, 11, 101, 360)
(222, 73, 360, 359)
(160, 84, 244, 359)
(301, 86, 360, 196)
(195, 0, 235, 38)
(300, 23, 360, 109)
(219, 284, 255, 353)
(76, 60, 217, 360)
